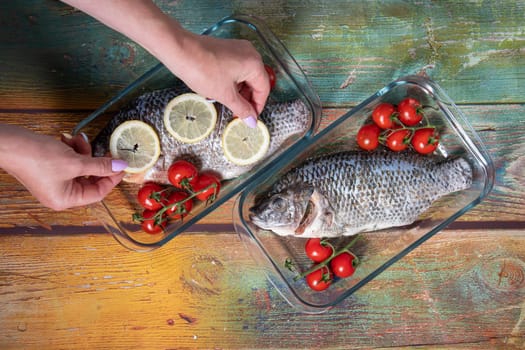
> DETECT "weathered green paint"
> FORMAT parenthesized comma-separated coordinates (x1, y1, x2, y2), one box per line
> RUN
(0, 1, 524, 348)
(1, 1, 523, 109)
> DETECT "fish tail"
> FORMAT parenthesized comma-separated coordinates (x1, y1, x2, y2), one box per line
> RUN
(440, 157, 473, 194)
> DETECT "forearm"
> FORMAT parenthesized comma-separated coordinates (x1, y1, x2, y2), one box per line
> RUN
(61, 0, 269, 120)
(0, 124, 41, 175)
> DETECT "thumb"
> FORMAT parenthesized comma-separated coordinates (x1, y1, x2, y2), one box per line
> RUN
(225, 90, 259, 129)
(81, 156, 128, 177)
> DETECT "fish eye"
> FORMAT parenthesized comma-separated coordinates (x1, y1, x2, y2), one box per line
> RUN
(271, 197, 286, 212)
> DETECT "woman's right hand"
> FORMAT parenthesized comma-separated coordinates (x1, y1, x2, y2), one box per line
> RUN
(162, 31, 271, 128)
(60, 0, 271, 128)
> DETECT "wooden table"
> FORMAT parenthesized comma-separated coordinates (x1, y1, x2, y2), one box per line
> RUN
(1, 1, 524, 349)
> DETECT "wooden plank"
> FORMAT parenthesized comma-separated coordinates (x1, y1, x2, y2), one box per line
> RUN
(0, 1, 523, 109)
(0, 229, 524, 349)
(1, 103, 523, 228)
(0, 1, 523, 349)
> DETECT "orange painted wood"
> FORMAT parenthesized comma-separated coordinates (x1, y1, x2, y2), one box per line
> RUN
(1, 0, 524, 348)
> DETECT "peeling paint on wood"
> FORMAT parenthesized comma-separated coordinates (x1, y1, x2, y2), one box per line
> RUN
(0, 0, 524, 348)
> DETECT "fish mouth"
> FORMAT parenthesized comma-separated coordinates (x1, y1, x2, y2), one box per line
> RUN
(294, 200, 315, 235)
(248, 209, 270, 230)
(248, 212, 262, 227)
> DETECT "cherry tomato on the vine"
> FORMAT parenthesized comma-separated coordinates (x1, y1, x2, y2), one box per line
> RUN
(140, 209, 166, 234)
(164, 191, 193, 220)
(305, 238, 334, 263)
(386, 129, 411, 152)
(330, 252, 357, 278)
(264, 64, 277, 91)
(168, 160, 198, 190)
(192, 172, 221, 202)
(372, 103, 397, 129)
(411, 128, 440, 154)
(357, 123, 381, 151)
(398, 97, 423, 126)
(137, 183, 165, 210)
(306, 266, 333, 291)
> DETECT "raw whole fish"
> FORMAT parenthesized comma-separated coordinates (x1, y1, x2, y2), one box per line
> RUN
(91, 85, 311, 184)
(249, 151, 472, 237)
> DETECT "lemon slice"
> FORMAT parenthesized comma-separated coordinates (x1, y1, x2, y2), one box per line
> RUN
(222, 118, 271, 166)
(163, 93, 217, 143)
(109, 120, 161, 173)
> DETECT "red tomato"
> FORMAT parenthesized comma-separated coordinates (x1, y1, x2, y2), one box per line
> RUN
(411, 128, 440, 154)
(264, 64, 277, 90)
(141, 209, 166, 234)
(192, 172, 221, 202)
(356, 123, 381, 151)
(386, 129, 411, 152)
(137, 183, 165, 210)
(397, 97, 423, 126)
(330, 252, 356, 278)
(165, 191, 193, 220)
(305, 266, 333, 292)
(372, 103, 397, 129)
(168, 160, 198, 190)
(305, 238, 334, 263)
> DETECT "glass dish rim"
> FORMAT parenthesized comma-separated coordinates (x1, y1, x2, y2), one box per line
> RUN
(235, 74, 496, 311)
(72, 14, 322, 251)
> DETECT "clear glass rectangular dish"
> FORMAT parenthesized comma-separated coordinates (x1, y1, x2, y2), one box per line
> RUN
(233, 75, 495, 313)
(73, 15, 322, 251)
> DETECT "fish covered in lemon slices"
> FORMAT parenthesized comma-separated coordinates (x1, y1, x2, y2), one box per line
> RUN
(91, 85, 312, 184)
(249, 151, 473, 237)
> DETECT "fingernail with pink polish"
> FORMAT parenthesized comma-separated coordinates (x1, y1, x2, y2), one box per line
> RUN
(80, 132, 89, 144)
(111, 159, 128, 172)
(243, 116, 257, 129)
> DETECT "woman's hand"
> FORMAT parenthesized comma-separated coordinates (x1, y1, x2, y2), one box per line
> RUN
(0, 125, 127, 210)
(162, 32, 270, 128)
(61, 0, 271, 127)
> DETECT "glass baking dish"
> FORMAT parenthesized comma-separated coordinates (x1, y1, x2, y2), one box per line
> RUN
(73, 15, 322, 251)
(233, 75, 495, 313)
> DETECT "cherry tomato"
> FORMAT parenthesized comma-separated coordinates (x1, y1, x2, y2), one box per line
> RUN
(164, 191, 193, 220)
(356, 123, 381, 151)
(330, 252, 357, 278)
(305, 266, 333, 292)
(192, 172, 221, 202)
(411, 128, 440, 155)
(397, 97, 423, 126)
(372, 103, 397, 129)
(168, 160, 198, 190)
(386, 129, 411, 152)
(137, 183, 165, 210)
(141, 209, 166, 234)
(264, 64, 277, 90)
(305, 238, 334, 263)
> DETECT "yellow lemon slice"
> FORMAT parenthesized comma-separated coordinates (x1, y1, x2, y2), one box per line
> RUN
(222, 118, 271, 166)
(163, 93, 217, 143)
(109, 120, 161, 173)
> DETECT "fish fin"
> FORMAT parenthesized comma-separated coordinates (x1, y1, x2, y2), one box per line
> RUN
(294, 188, 340, 237)
(439, 157, 473, 194)
(294, 199, 314, 235)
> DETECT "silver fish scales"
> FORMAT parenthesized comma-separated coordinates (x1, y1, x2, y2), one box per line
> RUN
(91, 86, 311, 184)
(249, 151, 473, 237)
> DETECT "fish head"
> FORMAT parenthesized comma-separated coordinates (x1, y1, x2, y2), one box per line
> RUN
(249, 185, 336, 237)
(249, 185, 314, 236)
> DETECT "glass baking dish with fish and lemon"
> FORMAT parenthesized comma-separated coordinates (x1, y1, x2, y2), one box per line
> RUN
(233, 75, 495, 313)
(73, 15, 322, 251)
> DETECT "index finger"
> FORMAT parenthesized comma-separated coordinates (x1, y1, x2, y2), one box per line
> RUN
(243, 65, 271, 115)
(69, 173, 125, 208)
